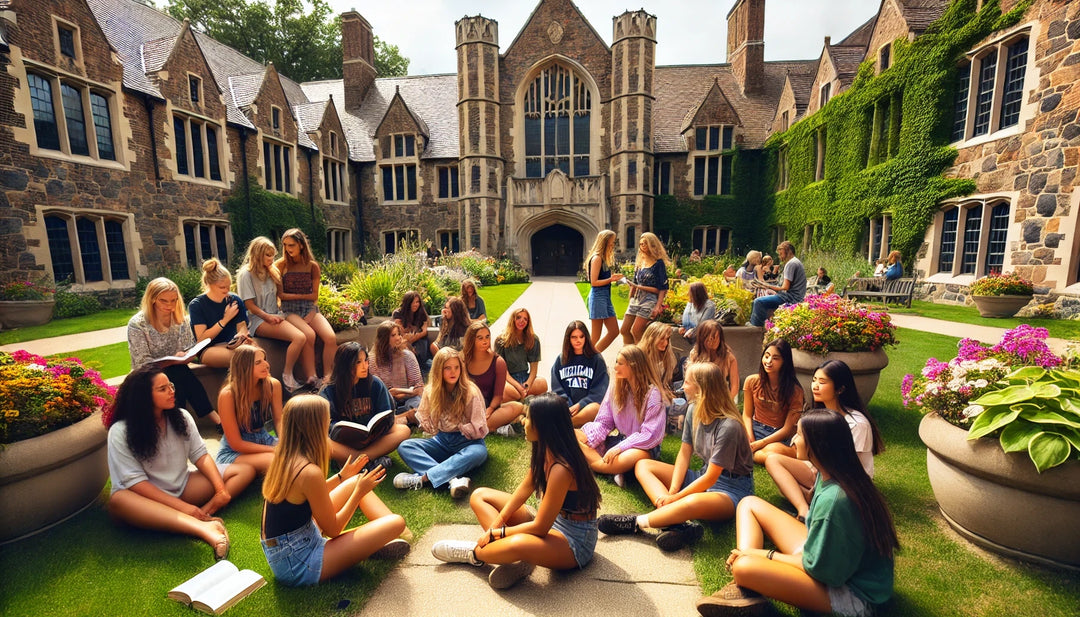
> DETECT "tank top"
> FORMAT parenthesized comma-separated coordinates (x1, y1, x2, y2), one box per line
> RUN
(591, 255, 611, 287)
(469, 355, 499, 406)
(263, 464, 314, 538)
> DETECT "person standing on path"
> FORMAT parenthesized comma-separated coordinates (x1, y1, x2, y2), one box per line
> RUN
(585, 230, 625, 352)
(749, 242, 806, 327)
(620, 233, 671, 344)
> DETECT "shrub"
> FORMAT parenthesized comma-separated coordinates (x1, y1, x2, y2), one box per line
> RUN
(136, 266, 205, 305)
(968, 271, 1034, 296)
(342, 251, 456, 317)
(318, 284, 368, 332)
(661, 275, 755, 325)
(321, 261, 359, 288)
(493, 258, 530, 284)
(53, 284, 103, 319)
(766, 293, 898, 354)
(676, 254, 740, 279)
(0, 275, 54, 301)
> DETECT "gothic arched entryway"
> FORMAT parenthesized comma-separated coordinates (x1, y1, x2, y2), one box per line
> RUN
(530, 224, 584, 276)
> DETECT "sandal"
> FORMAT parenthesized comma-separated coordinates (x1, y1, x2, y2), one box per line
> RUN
(210, 517, 230, 561)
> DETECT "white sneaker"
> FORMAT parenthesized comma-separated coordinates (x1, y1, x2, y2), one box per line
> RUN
(431, 540, 482, 565)
(281, 373, 301, 393)
(496, 424, 516, 437)
(613, 473, 626, 488)
(448, 476, 471, 498)
(393, 472, 424, 490)
(370, 538, 411, 560)
(488, 560, 536, 590)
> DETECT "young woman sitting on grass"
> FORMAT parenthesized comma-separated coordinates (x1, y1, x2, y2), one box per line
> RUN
(431, 393, 602, 590)
(463, 321, 523, 435)
(696, 408, 897, 617)
(639, 321, 678, 399)
(128, 277, 221, 428)
(764, 360, 883, 522)
(215, 345, 283, 475)
(392, 291, 431, 368)
(461, 279, 487, 323)
(106, 367, 254, 561)
(577, 344, 666, 487)
(430, 296, 471, 356)
(598, 362, 753, 552)
(550, 320, 609, 427)
(320, 342, 411, 469)
(687, 320, 740, 401)
(743, 340, 804, 464)
(261, 395, 409, 587)
(394, 347, 489, 499)
(495, 308, 548, 403)
(369, 321, 424, 424)
(188, 258, 250, 369)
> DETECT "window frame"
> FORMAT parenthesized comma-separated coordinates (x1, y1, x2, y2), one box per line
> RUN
(653, 160, 671, 196)
(188, 74, 202, 105)
(951, 29, 1032, 145)
(691, 124, 735, 198)
(261, 137, 294, 194)
(23, 66, 121, 166)
(181, 219, 231, 268)
(521, 63, 594, 178)
(866, 214, 893, 262)
(692, 225, 731, 256)
(437, 164, 460, 200)
(52, 17, 82, 66)
(325, 228, 352, 262)
(928, 198, 1013, 281)
(382, 229, 420, 255)
(41, 208, 134, 287)
(437, 229, 460, 254)
(172, 112, 224, 184)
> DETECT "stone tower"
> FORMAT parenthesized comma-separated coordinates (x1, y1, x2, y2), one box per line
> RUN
(455, 16, 504, 253)
(727, 0, 765, 95)
(341, 12, 376, 110)
(610, 10, 657, 244)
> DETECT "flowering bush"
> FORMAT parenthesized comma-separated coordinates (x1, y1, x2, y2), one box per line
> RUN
(0, 350, 116, 444)
(318, 284, 368, 332)
(968, 271, 1033, 296)
(0, 275, 55, 301)
(765, 294, 897, 354)
(661, 275, 755, 326)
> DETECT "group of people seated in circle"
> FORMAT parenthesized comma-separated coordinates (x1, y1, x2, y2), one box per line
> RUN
(105, 230, 896, 617)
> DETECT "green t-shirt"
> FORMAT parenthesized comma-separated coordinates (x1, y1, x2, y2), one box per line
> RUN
(494, 335, 541, 374)
(802, 477, 894, 605)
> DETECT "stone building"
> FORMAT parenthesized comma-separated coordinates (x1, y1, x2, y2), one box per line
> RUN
(1, 0, 1078, 297)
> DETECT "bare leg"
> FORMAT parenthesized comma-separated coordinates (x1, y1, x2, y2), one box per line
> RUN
(569, 402, 599, 428)
(107, 489, 227, 549)
(590, 319, 605, 347)
(230, 452, 276, 475)
(764, 454, 816, 519)
(756, 441, 797, 465)
(596, 317, 621, 352)
(330, 424, 411, 465)
(182, 465, 256, 508)
(306, 312, 338, 378)
(619, 312, 636, 345)
(528, 378, 548, 395)
(320, 513, 406, 581)
(199, 345, 234, 369)
(470, 487, 535, 528)
(470, 489, 576, 569)
(254, 320, 307, 378)
(579, 444, 651, 475)
(486, 401, 524, 432)
(635, 459, 736, 526)
(285, 314, 318, 379)
(630, 316, 651, 343)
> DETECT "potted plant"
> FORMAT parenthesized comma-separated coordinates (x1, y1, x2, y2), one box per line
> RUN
(0, 275, 56, 329)
(765, 293, 898, 405)
(968, 271, 1034, 318)
(0, 350, 116, 543)
(904, 326, 1080, 568)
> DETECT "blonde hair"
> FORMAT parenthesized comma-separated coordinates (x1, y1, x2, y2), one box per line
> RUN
(685, 362, 741, 427)
(200, 258, 231, 292)
(585, 230, 616, 270)
(275, 228, 314, 273)
(140, 277, 186, 331)
(887, 250, 902, 265)
(613, 345, 662, 422)
(745, 250, 762, 266)
(425, 347, 478, 429)
(224, 345, 273, 432)
(263, 395, 330, 502)
(635, 232, 672, 269)
(241, 236, 281, 286)
(496, 308, 536, 352)
(639, 322, 676, 396)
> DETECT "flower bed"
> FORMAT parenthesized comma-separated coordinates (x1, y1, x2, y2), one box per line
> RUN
(660, 274, 754, 326)
(968, 271, 1034, 296)
(765, 293, 897, 354)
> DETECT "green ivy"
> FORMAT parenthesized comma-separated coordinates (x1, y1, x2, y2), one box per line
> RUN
(224, 179, 328, 259)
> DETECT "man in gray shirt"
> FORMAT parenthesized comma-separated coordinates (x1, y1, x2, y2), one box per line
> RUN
(750, 241, 806, 326)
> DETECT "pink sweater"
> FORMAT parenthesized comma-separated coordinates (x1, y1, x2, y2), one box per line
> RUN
(582, 385, 665, 453)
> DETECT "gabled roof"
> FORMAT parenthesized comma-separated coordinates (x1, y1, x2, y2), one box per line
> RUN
(504, 0, 610, 59)
(825, 44, 866, 85)
(681, 79, 741, 134)
(140, 35, 174, 74)
(227, 71, 265, 110)
(293, 100, 328, 134)
(837, 16, 877, 49)
(787, 70, 817, 114)
(897, 0, 948, 34)
(301, 74, 458, 162)
(377, 87, 430, 139)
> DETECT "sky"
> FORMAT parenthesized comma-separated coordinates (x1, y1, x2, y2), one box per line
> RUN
(325, 0, 882, 75)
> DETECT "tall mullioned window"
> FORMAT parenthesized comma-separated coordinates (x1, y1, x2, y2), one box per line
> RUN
(523, 64, 592, 178)
(953, 33, 1029, 142)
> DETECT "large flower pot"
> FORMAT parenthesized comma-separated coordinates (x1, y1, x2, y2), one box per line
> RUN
(790, 348, 888, 408)
(970, 294, 1032, 318)
(919, 413, 1080, 569)
(0, 411, 108, 544)
(0, 299, 56, 329)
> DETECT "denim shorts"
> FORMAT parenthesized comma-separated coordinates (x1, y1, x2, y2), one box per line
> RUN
(682, 467, 755, 507)
(625, 291, 659, 319)
(552, 514, 598, 568)
(828, 584, 875, 617)
(587, 287, 616, 320)
(215, 429, 278, 467)
(261, 518, 326, 587)
(604, 434, 661, 460)
(510, 370, 531, 385)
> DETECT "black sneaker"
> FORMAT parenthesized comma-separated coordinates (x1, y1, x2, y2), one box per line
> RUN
(597, 514, 639, 535)
(656, 521, 705, 552)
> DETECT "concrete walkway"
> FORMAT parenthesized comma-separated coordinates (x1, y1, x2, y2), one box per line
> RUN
(888, 313, 1072, 355)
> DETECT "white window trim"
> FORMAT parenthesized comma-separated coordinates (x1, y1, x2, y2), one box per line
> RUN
(951, 24, 1036, 147)
(326, 227, 352, 262)
(924, 195, 1016, 285)
(170, 111, 226, 186)
(322, 154, 348, 204)
(33, 205, 138, 291)
(866, 214, 893, 262)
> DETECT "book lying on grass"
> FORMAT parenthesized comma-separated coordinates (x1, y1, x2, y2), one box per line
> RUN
(167, 560, 265, 615)
(329, 409, 395, 450)
(151, 338, 211, 367)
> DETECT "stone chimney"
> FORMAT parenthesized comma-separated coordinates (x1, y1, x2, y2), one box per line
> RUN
(341, 11, 376, 110)
(726, 0, 764, 95)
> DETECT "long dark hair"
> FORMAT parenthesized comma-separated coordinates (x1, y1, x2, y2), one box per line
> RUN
(437, 296, 470, 344)
(397, 291, 428, 329)
(107, 366, 189, 462)
(816, 360, 884, 455)
(687, 281, 708, 311)
(561, 320, 598, 364)
(527, 394, 600, 515)
(330, 342, 369, 417)
(800, 408, 898, 559)
(756, 339, 800, 411)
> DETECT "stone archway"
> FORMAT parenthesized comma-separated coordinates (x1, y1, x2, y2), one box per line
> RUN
(513, 208, 600, 277)
(530, 224, 584, 276)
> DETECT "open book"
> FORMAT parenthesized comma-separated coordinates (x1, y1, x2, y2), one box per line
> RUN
(329, 409, 395, 450)
(151, 338, 211, 368)
(167, 560, 265, 615)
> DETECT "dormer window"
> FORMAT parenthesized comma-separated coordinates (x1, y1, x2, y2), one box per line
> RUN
(820, 83, 832, 107)
(394, 134, 415, 157)
(58, 26, 76, 59)
(691, 124, 734, 196)
(879, 44, 891, 72)
(271, 106, 281, 131)
(189, 75, 201, 104)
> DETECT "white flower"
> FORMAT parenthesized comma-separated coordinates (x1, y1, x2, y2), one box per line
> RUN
(973, 379, 988, 388)
(27, 363, 46, 371)
(962, 404, 985, 418)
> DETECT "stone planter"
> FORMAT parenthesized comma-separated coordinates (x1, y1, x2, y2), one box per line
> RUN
(919, 413, 1080, 570)
(790, 347, 888, 408)
(0, 299, 56, 329)
(970, 294, 1032, 318)
(0, 411, 109, 544)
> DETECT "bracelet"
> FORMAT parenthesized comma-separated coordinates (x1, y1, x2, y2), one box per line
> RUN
(488, 529, 495, 543)
(335, 472, 342, 482)
(217, 321, 225, 329)
(501, 525, 506, 539)
(767, 549, 776, 560)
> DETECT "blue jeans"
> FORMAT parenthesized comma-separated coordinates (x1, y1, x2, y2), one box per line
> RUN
(750, 292, 798, 326)
(397, 431, 488, 488)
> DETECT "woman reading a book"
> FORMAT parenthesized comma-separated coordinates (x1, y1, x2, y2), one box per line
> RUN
(321, 342, 411, 468)
(431, 393, 601, 590)
(188, 258, 251, 369)
(262, 395, 410, 586)
(215, 345, 284, 474)
(106, 366, 255, 561)
(128, 277, 221, 429)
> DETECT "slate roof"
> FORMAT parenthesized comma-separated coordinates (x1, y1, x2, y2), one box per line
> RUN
(826, 44, 867, 85)
(292, 100, 328, 151)
(897, 0, 948, 34)
(301, 74, 459, 162)
(140, 35, 174, 74)
(838, 16, 876, 48)
(787, 70, 817, 115)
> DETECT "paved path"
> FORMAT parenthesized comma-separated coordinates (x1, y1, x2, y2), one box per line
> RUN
(888, 313, 1071, 355)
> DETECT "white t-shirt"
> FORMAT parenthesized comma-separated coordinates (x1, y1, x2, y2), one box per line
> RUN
(845, 410, 875, 478)
(107, 409, 208, 496)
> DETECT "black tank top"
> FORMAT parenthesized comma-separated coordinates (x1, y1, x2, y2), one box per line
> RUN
(263, 464, 314, 538)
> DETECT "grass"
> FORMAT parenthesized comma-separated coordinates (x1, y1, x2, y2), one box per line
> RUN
(48, 342, 131, 380)
(574, 282, 629, 319)
(5, 328, 1080, 614)
(479, 282, 530, 322)
(0, 308, 134, 345)
(891, 300, 1080, 340)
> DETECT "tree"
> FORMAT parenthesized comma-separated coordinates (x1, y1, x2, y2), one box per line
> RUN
(374, 36, 409, 77)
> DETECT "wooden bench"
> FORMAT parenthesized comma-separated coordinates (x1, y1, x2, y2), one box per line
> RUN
(843, 276, 918, 308)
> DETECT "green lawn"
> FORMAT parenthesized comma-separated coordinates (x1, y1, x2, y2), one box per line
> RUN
(0, 308, 135, 345)
(49, 342, 131, 380)
(891, 300, 1080, 340)
(479, 282, 530, 322)
(574, 282, 629, 319)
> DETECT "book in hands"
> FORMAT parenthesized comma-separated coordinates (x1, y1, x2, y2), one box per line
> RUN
(167, 560, 265, 615)
(151, 338, 211, 368)
(329, 409, 395, 450)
